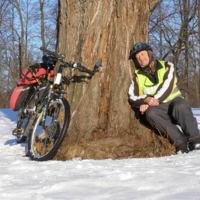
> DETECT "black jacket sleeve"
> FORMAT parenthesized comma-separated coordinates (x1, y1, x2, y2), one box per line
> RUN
(128, 74, 147, 107)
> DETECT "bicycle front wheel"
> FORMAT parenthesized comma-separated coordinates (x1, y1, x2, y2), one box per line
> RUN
(28, 97, 70, 161)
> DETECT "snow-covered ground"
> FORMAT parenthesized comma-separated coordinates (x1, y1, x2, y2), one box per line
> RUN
(0, 108, 200, 200)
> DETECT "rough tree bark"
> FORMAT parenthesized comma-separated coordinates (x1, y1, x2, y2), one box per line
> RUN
(54, 0, 175, 160)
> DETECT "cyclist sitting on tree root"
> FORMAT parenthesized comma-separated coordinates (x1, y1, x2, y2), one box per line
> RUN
(128, 42, 200, 154)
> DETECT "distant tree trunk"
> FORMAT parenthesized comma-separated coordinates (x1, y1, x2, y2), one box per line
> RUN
(15, 0, 26, 73)
(182, 0, 190, 101)
(7, 0, 26, 74)
(197, 0, 200, 107)
(55, 0, 175, 160)
(39, 0, 46, 51)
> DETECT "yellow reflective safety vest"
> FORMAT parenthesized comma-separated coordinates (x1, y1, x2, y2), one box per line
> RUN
(135, 60, 182, 103)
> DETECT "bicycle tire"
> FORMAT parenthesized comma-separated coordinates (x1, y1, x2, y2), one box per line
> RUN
(28, 97, 70, 161)
(16, 135, 27, 143)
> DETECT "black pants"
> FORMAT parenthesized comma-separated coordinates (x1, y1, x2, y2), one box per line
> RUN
(145, 97, 200, 146)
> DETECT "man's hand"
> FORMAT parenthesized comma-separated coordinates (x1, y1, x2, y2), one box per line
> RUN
(140, 104, 149, 114)
(144, 97, 159, 106)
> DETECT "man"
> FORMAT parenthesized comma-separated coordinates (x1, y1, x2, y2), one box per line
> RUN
(128, 42, 200, 154)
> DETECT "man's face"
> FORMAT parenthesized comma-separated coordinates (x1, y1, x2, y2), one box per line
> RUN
(135, 50, 149, 67)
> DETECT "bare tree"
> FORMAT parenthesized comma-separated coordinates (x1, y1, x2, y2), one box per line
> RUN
(149, 0, 199, 105)
(196, 0, 200, 107)
(0, 0, 58, 107)
(39, 0, 46, 50)
(7, 0, 26, 73)
(38, 0, 58, 51)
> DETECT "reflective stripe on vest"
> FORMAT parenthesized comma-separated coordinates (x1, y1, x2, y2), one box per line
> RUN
(144, 85, 179, 96)
(135, 61, 182, 103)
(143, 85, 157, 95)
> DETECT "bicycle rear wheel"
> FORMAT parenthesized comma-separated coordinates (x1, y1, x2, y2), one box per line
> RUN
(28, 97, 70, 161)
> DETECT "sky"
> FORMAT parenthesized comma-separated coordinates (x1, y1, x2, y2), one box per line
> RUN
(0, 108, 200, 200)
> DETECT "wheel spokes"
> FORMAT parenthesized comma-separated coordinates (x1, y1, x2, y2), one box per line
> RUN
(31, 101, 65, 158)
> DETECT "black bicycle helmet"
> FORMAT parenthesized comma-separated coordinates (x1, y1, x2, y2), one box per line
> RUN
(128, 42, 152, 60)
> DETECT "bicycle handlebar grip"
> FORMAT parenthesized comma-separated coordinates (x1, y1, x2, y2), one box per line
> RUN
(79, 65, 94, 75)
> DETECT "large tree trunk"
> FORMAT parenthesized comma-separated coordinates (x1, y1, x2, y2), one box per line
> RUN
(55, 0, 175, 160)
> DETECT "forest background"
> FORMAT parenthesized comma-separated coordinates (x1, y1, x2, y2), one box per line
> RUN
(1, 0, 200, 108)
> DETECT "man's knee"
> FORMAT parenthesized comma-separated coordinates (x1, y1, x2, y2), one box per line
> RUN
(171, 98, 190, 113)
(146, 107, 157, 122)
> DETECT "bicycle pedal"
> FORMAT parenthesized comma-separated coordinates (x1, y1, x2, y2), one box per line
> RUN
(12, 128, 22, 136)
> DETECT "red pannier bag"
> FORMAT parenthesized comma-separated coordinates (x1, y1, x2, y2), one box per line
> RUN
(10, 85, 31, 111)
(10, 64, 54, 111)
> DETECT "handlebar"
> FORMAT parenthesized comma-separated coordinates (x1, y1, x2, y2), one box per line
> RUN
(70, 62, 95, 75)
(40, 47, 102, 76)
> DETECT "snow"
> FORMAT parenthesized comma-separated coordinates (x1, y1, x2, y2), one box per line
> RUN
(0, 108, 200, 200)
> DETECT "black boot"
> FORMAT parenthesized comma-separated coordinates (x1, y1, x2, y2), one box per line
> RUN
(190, 138, 200, 150)
(176, 142, 189, 154)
